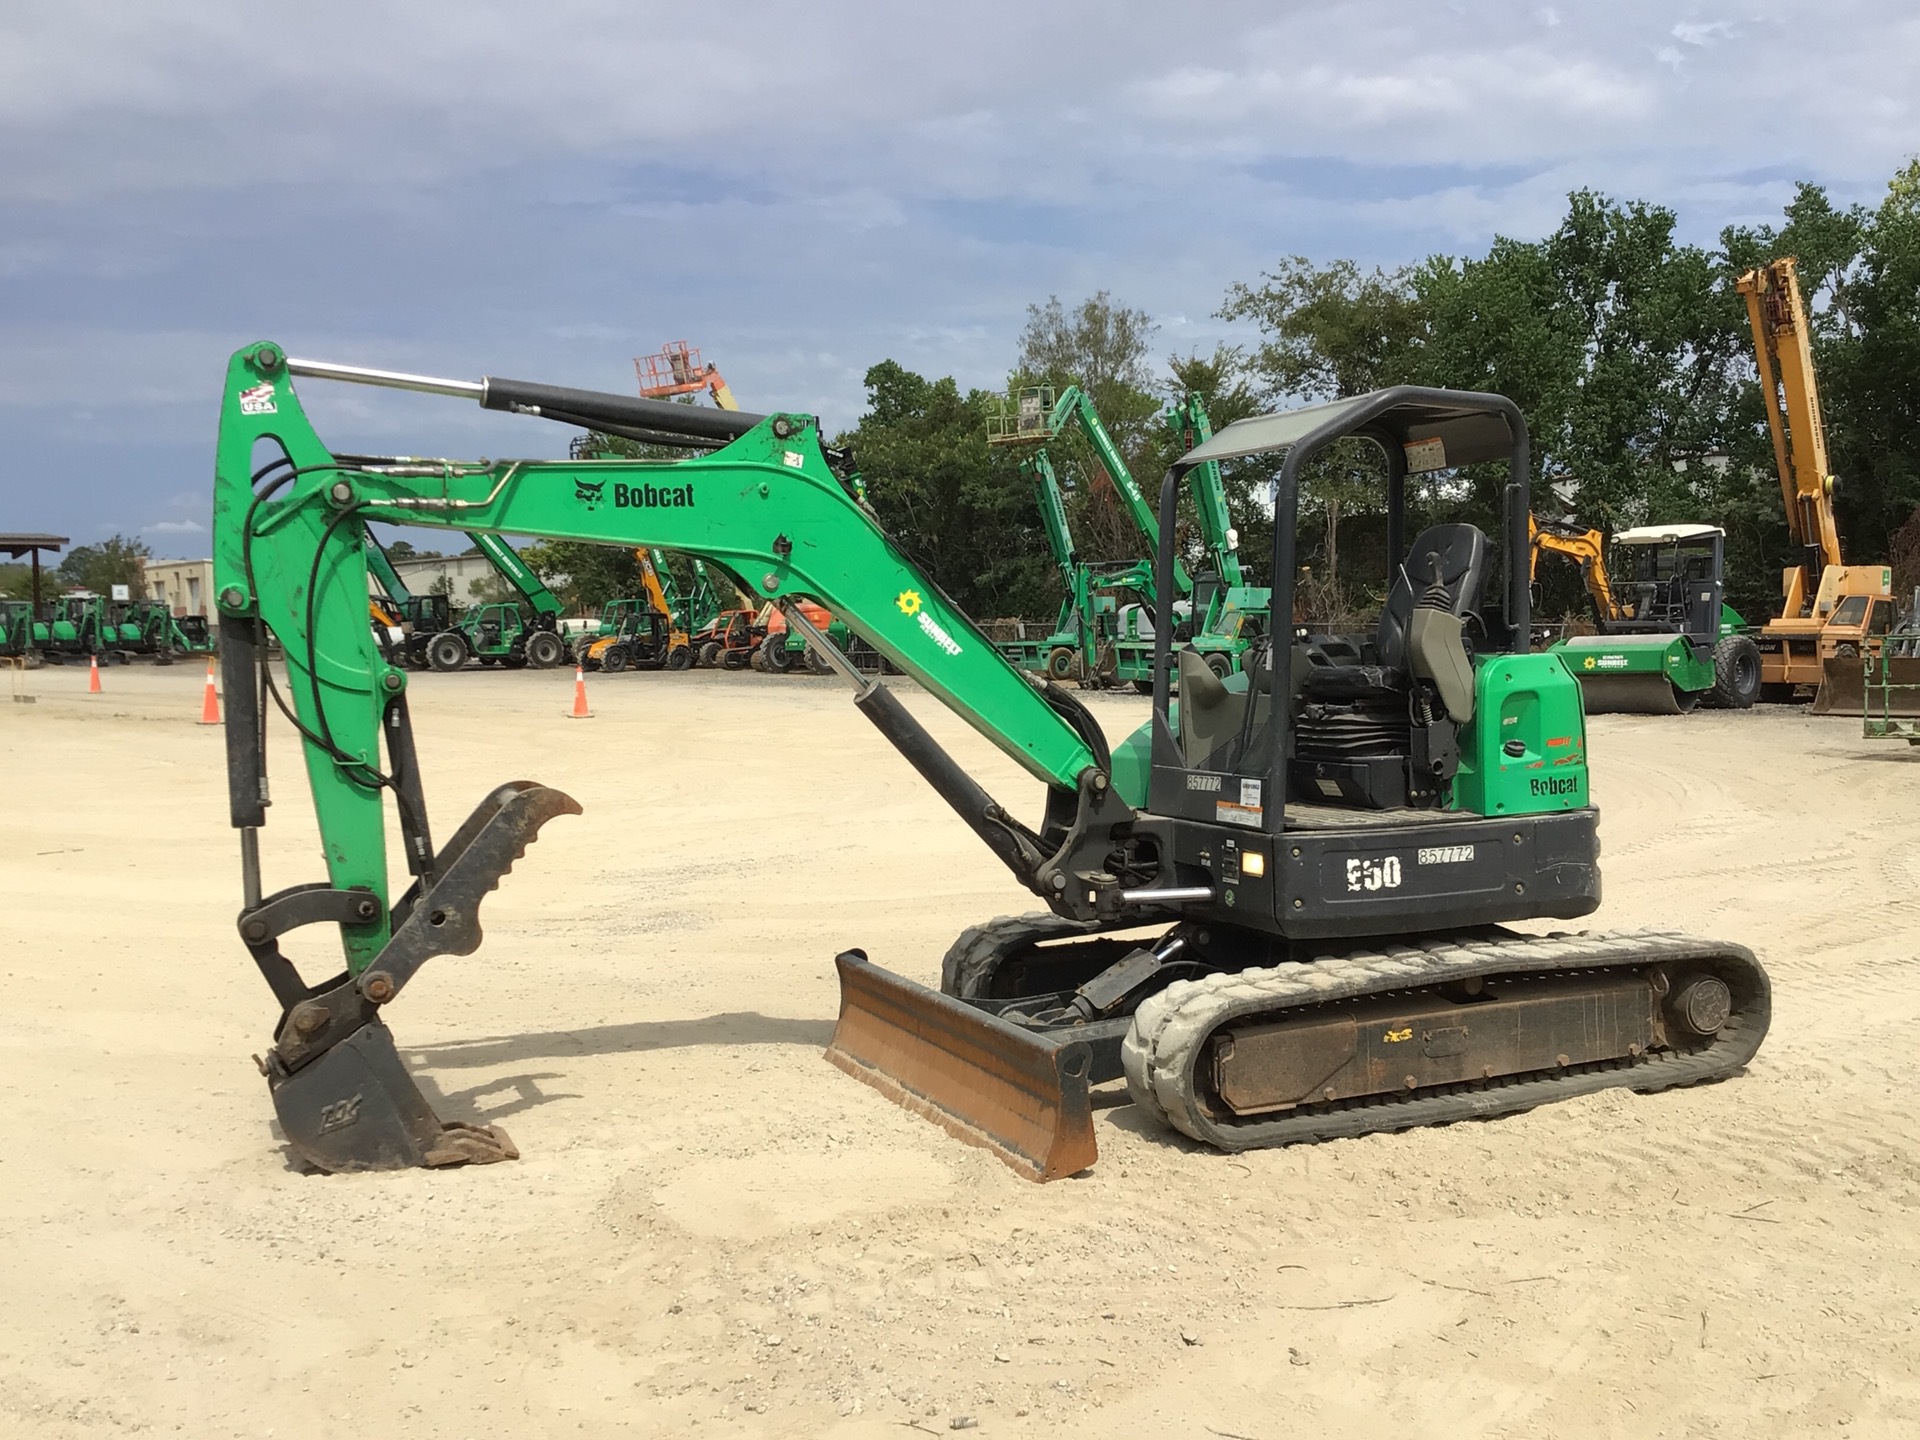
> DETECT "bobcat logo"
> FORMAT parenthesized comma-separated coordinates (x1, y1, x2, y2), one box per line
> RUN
(575, 479, 606, 511)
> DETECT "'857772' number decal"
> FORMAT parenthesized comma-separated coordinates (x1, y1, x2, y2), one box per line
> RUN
(1346, 856, 1402, 892)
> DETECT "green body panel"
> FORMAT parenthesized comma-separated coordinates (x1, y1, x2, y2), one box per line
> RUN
(0, 599, 26, 655)
(1553, 632, 1713, 694)
(213, 344, 1098, 976)
(1455, 652, 1590, 816)
(456, 601, 536, 657)
(1719, 602, 1746, 638)
(1113, 651, 1591, 820)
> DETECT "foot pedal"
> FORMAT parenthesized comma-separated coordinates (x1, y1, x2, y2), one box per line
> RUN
(269, 1019, 516, 1173)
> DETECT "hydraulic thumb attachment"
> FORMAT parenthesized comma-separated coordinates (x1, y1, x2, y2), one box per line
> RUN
(248, 779, 580, 1173)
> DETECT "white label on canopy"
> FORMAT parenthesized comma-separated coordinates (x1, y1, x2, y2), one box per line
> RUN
(1404, 437, 1447, 472)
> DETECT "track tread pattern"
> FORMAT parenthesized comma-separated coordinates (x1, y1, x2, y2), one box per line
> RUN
(1121, 928, 1770, 1151)
(940, 912, 1111, 998)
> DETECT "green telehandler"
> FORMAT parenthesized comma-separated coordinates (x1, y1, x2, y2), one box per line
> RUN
(210, 344, 1768, 1181)
(365, 528, 570, 671)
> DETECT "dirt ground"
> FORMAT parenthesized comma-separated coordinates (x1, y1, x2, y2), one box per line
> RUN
(3, 658, 1919, 1439)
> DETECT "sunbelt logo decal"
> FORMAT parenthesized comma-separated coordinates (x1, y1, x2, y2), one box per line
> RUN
(898, 589, 960, 656)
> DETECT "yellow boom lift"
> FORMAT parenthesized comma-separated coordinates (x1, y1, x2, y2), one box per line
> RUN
(1735, 258, 1902, 709)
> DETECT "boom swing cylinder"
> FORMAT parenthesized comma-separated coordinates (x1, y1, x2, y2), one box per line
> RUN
(212, 345, 1768, 1181)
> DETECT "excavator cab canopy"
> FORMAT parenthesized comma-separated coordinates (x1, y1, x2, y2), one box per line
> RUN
(1147, 387, 1532, 832)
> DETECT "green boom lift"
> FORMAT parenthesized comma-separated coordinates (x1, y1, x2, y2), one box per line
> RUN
(211, 345, 1768, 1181)
(1163, 393, 1273, 681)
(989, 386, 1186, 688)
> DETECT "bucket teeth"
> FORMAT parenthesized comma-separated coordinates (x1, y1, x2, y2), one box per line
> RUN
(268, 1018, 515, 1173)
(825, 950, 1098, 1183)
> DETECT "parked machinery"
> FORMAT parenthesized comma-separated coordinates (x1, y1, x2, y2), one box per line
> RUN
(990, 389, 1268, 689)
(1736, 258, 1900, 707)
(575, 552, 692, 672)
(210, 344, 1769, 1181)
(367, 528, 570, 672)
(1529, 516, 1761, 712)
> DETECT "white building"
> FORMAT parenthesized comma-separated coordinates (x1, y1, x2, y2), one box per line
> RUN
(391, 553, 502, 603)
(145, 558, 215, 616)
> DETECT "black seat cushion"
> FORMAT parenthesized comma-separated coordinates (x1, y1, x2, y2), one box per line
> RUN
(1376, 524, 1489, 671)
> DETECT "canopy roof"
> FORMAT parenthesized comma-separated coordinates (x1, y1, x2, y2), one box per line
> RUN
(1178, 387, 1519, 470)
(1613, 523, 1724, 545)
(0, 533, 68, 558)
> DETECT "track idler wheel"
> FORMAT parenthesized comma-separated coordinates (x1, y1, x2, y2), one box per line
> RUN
(263, 1015, 517, 1172)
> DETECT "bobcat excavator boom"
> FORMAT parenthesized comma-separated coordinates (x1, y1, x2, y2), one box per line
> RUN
(213, 344, 1768, 1182)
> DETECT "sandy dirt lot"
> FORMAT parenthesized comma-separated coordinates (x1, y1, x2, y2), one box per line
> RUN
(3, 659, 1918, 1439)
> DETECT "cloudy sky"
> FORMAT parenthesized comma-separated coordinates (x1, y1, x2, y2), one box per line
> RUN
(2, 0, 1913, 551)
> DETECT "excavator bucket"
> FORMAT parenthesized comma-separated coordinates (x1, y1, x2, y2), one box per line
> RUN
(1813, 657, 1866, 715)
(1822, 652, 1920, 720)
(825, 951, 1098, 1182)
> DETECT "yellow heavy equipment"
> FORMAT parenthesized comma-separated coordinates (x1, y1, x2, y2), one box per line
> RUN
(1735, 258, 1904, 710)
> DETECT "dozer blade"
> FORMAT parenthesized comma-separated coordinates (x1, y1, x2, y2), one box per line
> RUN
(268, 1016, 517, 1173)
(825, 950, 1097, 1183)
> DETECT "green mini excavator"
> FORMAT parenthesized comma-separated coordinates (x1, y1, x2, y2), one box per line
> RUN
(211, 345, 1768, 1180)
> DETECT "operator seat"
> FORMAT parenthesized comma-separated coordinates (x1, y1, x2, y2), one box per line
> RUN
(1292, 524, 1488, 809)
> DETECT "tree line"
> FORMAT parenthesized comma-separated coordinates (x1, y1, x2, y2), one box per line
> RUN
(845, 162, 1920, 628)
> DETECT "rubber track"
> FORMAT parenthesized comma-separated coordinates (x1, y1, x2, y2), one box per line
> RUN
(940, 912, 1117, 998)
(1121, 929, 1770, 1151)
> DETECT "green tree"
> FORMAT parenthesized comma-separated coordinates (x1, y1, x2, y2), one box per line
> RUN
(56, 534, 152, 596)
(1219, 259, 1433, 599)
(842, 361, 1051, 620)
(519, 538, 646, 613)
(1015, 293, 1165, 564)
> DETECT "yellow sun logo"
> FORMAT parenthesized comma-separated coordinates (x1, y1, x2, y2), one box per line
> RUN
(896, 590, 922, 616)
(1582, 656, 1596, 670)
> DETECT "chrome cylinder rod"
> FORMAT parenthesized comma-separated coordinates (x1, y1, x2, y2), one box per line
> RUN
(285, 358, 483, 400)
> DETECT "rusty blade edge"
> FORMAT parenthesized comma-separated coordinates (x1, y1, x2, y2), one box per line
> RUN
(825, 1042, 1086, 1183)
(824, 954, 1099, 1183)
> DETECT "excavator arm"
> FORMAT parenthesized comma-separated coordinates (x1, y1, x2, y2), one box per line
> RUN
(1528, 515, 1619, 624)
(212, 343, 1139, 1173)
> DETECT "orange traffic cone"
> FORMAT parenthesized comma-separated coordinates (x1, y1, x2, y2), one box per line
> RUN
(198, 657, 221, 725)
(567, 663, 592, 719)
(88, 654, 102, 693)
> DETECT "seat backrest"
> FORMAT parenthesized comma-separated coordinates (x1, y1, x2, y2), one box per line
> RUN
(1376, 524, 1489, 671)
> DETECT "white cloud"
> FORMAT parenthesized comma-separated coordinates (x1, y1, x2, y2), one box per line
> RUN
(143, 519, 203, 534)
(3, 0, 1918, 541)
